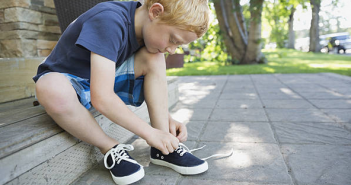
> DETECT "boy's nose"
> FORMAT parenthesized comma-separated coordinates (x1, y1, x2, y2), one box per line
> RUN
(166, 46, 177, 55)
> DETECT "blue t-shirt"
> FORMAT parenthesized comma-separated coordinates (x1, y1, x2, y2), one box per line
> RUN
(33, 1, 142, 82)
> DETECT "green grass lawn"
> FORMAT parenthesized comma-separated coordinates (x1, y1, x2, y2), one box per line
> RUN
(166, 49, 351, 76)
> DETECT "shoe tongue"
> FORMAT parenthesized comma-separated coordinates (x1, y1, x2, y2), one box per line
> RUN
(107, 155, 113, 167)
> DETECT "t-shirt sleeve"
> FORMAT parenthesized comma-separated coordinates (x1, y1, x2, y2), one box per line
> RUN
(76, 11, 125, 62)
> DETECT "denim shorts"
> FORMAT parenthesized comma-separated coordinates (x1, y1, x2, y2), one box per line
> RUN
(38, 55, 145, 110)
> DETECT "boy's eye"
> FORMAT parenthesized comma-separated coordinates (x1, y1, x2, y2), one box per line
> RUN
(170, 38, 177, 44)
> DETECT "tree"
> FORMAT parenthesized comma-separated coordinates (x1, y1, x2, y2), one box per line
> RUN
(287, 0, 308, 49)
(264, 0, 290, 48)
(213, 0, 266, 65)
(287, 6, 296, 49)
(309, 0, 321, 52)
(263, 0, 307, 49)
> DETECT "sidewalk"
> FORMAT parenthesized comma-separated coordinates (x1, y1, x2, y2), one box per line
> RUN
(73, 73, 351, 185)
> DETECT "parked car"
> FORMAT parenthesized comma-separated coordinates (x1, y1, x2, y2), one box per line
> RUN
(320, 32, 351, 54)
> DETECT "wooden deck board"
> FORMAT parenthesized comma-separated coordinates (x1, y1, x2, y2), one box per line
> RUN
(0, 97, 101, 159)
(0, 114, 62, 159)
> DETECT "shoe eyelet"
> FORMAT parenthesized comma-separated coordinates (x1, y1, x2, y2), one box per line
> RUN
(180, 154, 183, 156)
(161, 156, 164, 159)
(156, 154, 159, 157)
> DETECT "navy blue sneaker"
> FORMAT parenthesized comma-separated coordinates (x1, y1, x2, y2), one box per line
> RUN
(150, 143, 208, 175)
(104, 144, 144, 185)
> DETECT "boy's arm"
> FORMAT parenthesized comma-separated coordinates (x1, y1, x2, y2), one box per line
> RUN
(90, 52, 178, 155)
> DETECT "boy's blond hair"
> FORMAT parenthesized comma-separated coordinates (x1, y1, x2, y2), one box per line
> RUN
(144, 0, 210, 38)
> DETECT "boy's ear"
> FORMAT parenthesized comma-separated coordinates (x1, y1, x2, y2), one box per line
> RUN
(149, 3, 164, 20)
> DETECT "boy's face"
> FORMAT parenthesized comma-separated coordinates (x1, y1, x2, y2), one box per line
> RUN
(142, 13, 198, 54)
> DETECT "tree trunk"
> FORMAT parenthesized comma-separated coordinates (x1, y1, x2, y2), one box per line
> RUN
(223, 0, 247, 58)
(309, 0, 320, 52)
(213, 0, 265, 64)
(233, 0, 248, 40)
(242, 0, 264, 64)
(287, 6, 295, 49)
(213, 0, 239, 61)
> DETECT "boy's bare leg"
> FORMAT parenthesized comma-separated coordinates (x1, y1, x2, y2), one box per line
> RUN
(134, 48, 170, 133)
(35, 72, 118, 154)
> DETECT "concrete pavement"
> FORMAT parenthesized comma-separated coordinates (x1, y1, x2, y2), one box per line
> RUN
(73, 73, 351, 185)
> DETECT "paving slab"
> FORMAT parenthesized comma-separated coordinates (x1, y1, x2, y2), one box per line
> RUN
(281, 144, 351, 185)
(200, 122, 276, 143)
(272, 122, 351, 144)
(178, 89, 221, 98)
(298, 91, 348, 99)
(289, 86, 329, 93)
(216, 99, 263, 109)
(266, 109, 335, 122)
(287, 84, 327, 90)
(190, 142, 293, 184)
(177, 75, 228, 83)
(219, 92, 258, 100)
(210, 109, 268, 122)
(321, 109, 351, 123)
(178, 82, 224, 92)
(255, 87, 291, 93)
(179, 179, 292, 185)
(177, 98, 218, 108)
(178, 94, 219, 108)
(261, 99, 315, 109)
(258, 92, 302, 100)
(169, 107, 213, 122)
(222, 85, 256, 93)
(320, 83, 351, 89)
(309, 99, 351, 109)
(227, 75, 252, 81)
(274, 78, 312, 85)
(185, 121, 208, 141)
(334, 88, 351, 97)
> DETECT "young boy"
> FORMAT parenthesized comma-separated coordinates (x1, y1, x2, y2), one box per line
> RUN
(33, 0, 210, 184)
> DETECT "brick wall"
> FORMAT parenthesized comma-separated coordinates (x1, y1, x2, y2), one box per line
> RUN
(0, 0, 60, 58)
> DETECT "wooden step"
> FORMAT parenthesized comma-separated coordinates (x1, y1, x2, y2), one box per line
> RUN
(0, 76, 179, 185)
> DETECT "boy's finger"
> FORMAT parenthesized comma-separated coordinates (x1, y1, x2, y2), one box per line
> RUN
(161, 145, 169, 155)
(178, 126, 187, 138)
(177, 131, 185, 140)
(171, 137, 179, 150)
(170, 126, 177, 137)
(177, 135, 187, 142)
(166, 143, 174, 153)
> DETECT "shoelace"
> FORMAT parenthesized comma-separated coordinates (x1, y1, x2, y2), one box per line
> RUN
(104, 144, 140, 169)
(175, 143, 234, 160)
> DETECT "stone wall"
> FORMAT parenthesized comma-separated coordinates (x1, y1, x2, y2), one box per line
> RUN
(0, 0, 60, 58)
(0, 0, 142, 103)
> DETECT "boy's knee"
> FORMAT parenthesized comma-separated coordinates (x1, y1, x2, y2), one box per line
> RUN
(36, 73, 77, 114)
(135, 47, 166, 76)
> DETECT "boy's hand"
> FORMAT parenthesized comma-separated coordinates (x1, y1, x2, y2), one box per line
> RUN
(169, 117, 188, 142)
(146, 128, 179, 155)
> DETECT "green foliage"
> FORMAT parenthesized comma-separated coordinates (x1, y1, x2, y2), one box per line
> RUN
(263, 0, 291, 48)
(186, 2, 230, 64)
(262, 0, 309, 48)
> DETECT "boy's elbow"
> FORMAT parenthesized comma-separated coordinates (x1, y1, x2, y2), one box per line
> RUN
(91, 94, 108, 113)
(91, 91, 120, 114)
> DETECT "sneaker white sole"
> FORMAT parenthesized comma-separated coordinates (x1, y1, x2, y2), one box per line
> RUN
(110, 167, 145, 185)
(150, 158, 208, 175)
